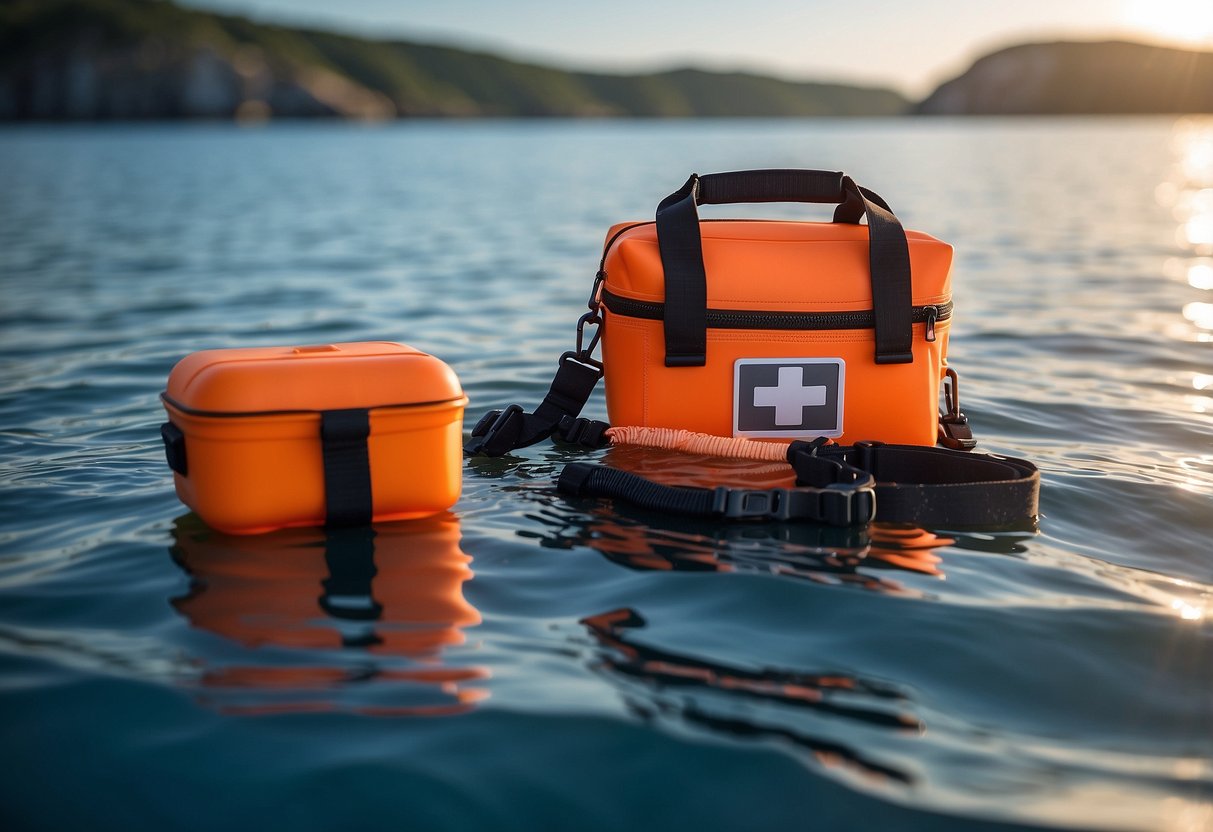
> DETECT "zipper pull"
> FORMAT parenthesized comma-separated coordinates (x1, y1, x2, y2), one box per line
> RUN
(923, 306, 938, 342)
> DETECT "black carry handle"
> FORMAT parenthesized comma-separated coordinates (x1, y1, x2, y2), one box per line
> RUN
(655, 169, 913, 367)
(694, 169, 895, 219)
(695, 169, 847, 205)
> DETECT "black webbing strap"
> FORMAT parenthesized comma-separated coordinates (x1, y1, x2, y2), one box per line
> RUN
(320, 409, 373, 528)
(557, 439, 1039, 528)
(558, 458, 877, 527)
(840, 176, 914, 365)
(464, 355, 603, 456)
(698, 169, 846, 206)
(655, 175, 710, 367)
(654, 170, 914, 366)
(832, 185, 894, 223)
(789, 441, 1040, 527)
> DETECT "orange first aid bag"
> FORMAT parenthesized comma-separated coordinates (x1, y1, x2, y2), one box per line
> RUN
(598, 169, 957, 446)
(467, 168, 973, 459)
(160, 342, 467, 534)
(465, 170, 1042, 528)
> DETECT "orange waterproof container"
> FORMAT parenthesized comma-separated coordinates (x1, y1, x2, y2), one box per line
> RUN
(161, 341, 467, 534)
(597, 170, 955, 446)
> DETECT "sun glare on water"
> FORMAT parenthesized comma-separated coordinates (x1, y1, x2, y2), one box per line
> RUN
(1124, 0, 1213, 45)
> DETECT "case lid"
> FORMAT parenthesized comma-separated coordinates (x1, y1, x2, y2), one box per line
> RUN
(165, 341, 463, 414)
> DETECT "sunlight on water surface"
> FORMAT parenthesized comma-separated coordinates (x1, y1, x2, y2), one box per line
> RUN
(0, 118, 1210, 832)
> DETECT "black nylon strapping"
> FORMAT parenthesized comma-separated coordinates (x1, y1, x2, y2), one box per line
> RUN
(843, 176, 913, 364)
(584, 465, 716, 516)
(320, 409, 373, 528)
(656, 175, 708, 366)
(697, 170, 845, 205)
(795, 442, 1040, 527)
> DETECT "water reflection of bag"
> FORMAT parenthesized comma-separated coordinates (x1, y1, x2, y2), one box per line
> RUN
(169, 513, 486, 716)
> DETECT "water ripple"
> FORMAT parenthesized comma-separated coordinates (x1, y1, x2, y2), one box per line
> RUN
(1, 119, 1211, 832)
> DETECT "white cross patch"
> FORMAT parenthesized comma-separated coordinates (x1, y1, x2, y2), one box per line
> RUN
(733, 358, 845, 438)
(752, 366, 827, 425)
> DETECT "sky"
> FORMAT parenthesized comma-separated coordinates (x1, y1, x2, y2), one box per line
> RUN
(183, 0, 1213, 97)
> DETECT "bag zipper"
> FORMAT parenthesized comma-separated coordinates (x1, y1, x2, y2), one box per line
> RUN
(602, 288, 950, 335)
(596, 221, 949, 339)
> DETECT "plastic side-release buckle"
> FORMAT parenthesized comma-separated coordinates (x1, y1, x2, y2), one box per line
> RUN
(161, 422, 187, 476)
(712, 480, 876, 526)
(464, 404, 525, 456)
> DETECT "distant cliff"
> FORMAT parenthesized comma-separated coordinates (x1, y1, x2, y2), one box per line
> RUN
(4, 2, 1212, 121)
(0, 0, 908, 120)
(916, 40, 1213, 115)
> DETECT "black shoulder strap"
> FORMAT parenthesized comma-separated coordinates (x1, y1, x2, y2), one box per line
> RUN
(558, 439, 1038, 529)
(790, 441, 1039, 527)
(464, 309, 607, 457)
(464, 353, 604, 457)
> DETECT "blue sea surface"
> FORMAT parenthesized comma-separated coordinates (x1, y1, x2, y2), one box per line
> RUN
(0, 118, 1210, 831)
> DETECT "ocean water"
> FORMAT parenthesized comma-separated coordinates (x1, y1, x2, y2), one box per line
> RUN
(0, 118, 1210, 832)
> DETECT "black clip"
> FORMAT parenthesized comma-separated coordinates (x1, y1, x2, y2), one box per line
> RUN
(556, 415, 611, 449)
(939, 415, 976, 451)
(560, 312, 604, 372)
(819, 481, 877, 526)
(712, 479, 876, 526)
(587, 270, 605, 310)
(464, 404, 525, 456)
(939, 368, 977, 451)
(161, 421, 187, 476)
(713, 487, 794, 521)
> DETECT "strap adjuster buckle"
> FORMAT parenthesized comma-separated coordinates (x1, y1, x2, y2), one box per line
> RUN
(712, 480, 876, 526)
(556, 415, 611, 449)
(464, 403, 525, 456)
(820, 481, 877, 526)
(713, 487, 795, 521)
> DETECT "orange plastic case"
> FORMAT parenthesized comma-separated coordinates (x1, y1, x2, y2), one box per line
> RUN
(599, 218, 953, 445)
(161, 342, 467, 535)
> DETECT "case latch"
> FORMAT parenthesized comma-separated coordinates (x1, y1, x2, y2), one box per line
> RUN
(161, 422, 188, 476)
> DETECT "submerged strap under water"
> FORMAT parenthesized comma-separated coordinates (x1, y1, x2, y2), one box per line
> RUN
(558, 439, 1038, 529)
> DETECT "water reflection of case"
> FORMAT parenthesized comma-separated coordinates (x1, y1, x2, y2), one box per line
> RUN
(170, 513, 487, 716)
